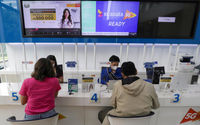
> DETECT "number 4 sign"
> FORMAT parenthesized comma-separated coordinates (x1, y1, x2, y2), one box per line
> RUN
(90, 92, 100, 103)
(180, 108, 200, 124)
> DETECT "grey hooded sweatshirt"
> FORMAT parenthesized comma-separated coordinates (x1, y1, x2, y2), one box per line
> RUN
(102, 77, 160, 125)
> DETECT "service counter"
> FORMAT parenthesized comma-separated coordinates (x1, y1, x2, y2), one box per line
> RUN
(0, 83, 200, 125)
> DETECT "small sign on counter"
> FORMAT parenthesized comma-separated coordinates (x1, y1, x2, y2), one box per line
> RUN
(170, 93, 181, 103)
(68, 79, 78, 93)
(90, 91, 101, 103)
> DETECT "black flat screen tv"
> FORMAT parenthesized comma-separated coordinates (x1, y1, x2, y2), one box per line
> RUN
(138, 2, 198, 38)
(20, 0, 199, 38)
(81, 1, 140, 37)
(20, 0, 81, 37)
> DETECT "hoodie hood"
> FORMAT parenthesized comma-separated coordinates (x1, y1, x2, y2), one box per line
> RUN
(122, 76, 140, 85)
(122, 78, 146, 96)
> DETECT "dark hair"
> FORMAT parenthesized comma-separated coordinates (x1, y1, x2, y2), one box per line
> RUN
(109, 55, 120, 62)
(61, 8, 72, 25)
(121, 62, 137, 76)
(31, 58, 55, 81)
(47, 55, 57, 67)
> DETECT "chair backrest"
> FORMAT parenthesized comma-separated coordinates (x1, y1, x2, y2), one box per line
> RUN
(7, 114, 59, 125)
(108, 111, 154, 125)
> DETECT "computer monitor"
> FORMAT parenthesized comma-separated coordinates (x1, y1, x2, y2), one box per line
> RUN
(107, 80, 119, 90)
(152, 66, 165, 84)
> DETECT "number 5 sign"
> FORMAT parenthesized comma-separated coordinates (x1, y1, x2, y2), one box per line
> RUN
(11, 92, 19, 102)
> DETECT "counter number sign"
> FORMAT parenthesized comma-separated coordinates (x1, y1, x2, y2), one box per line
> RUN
(171, 93, 181, 103)
(90, 92, 100, 103)
(12, 92, 19, 101)
(91, 93, 98, 102)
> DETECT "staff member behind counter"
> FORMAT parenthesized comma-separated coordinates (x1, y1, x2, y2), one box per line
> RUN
(47, 55, 63, 83)
(101, 55, 122, 85)
(98, 61, 160, 125)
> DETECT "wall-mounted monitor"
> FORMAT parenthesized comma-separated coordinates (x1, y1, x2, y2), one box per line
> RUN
(82, 1, 140, 37)
(20, 0, 81, 37)
(19, 0, 199, 39)
(138, 2, 198, 38)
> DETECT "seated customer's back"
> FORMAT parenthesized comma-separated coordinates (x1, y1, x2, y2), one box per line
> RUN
(110, 62, 159, 117)
(110, 77, 159, 117)
(109, 62, 159, 117)
(21, 77, 59, 114)
(19, 58, 61, 120)
(101, 61, 160, 125)
(101, 62, 160, 125)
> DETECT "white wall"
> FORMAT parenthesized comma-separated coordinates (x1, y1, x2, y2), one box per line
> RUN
(6, 43, 200, 71)
(3, 43, 200, 82)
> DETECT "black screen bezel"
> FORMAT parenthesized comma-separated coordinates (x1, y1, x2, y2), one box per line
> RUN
(19, 0, 199, 39)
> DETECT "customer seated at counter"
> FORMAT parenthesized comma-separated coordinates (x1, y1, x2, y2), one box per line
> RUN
(19, 58, 61, 120)
(98, 61, 160, 125)
(47, 55, 63, 83)
(101, 55, 122, 85)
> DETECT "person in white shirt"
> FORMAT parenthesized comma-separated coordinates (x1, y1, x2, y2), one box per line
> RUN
(61, 8, 74, 28)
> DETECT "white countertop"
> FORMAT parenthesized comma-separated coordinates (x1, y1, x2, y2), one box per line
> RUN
(0, 83, 200, 107)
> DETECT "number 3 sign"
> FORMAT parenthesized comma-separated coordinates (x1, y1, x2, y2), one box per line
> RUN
(171, 93, 181, 103)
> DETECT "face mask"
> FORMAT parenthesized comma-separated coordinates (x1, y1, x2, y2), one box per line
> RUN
(111, 66, 118, 70)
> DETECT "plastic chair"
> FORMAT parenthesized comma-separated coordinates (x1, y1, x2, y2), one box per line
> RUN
(7, 113, 58, 125)
(108, 111, 154, 125)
